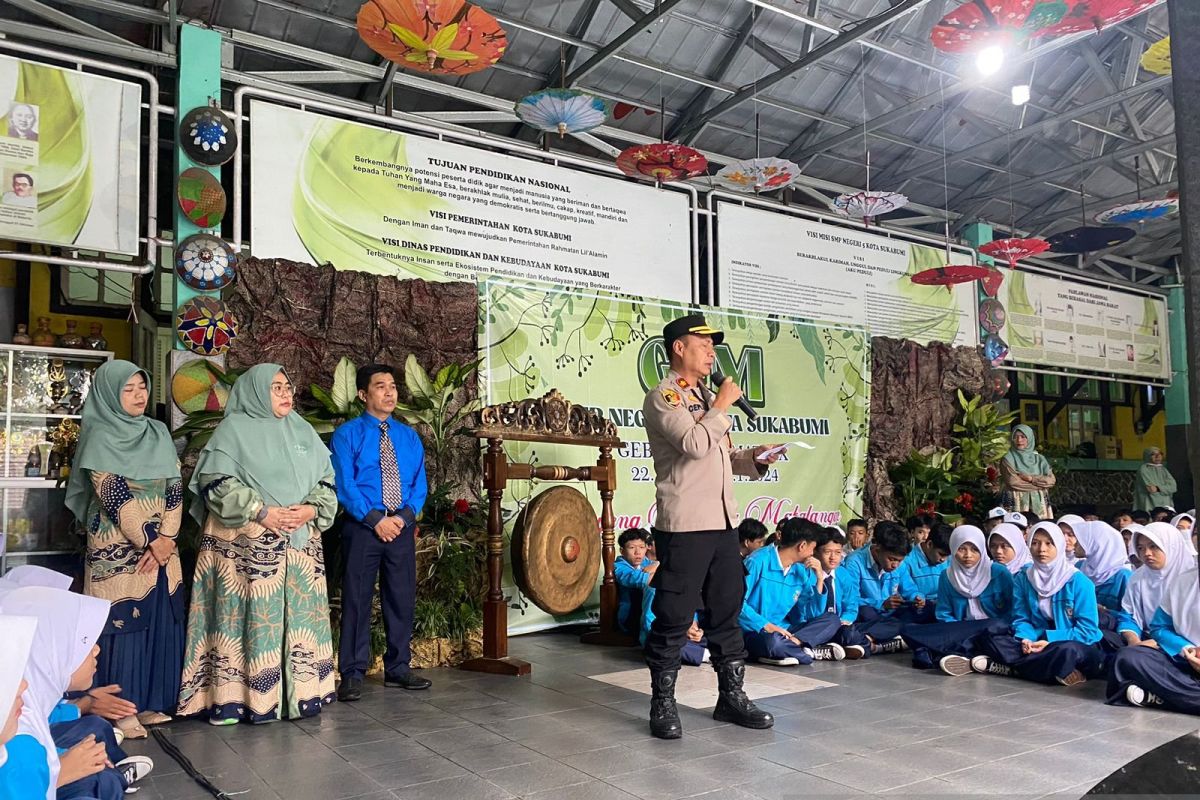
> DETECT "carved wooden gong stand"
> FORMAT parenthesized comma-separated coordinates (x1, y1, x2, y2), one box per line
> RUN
(463, 389, 628, 676)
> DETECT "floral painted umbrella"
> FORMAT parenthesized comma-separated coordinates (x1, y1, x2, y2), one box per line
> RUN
(1140, 36, 1171, 75)
(830, 190, 908, 225)
(356, 0, 507, 76)
(515, 88, 609, 136)
(713, 157, 802, 193)
(616, 142, 707, 183)
(1094, 198, 1177, 226)
(1040, 0, 1159, 36)
(931, 0, 1086, 54)
(979, 237, 1051, 269)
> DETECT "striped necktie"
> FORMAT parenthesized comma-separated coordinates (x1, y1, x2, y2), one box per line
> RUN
(825, 574, 837, 614)
(379, 420, 403, 512)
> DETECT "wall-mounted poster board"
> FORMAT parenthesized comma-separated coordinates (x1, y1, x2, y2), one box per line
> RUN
(713, 201, 977, 347)
(997, 268, 1170, 383)
(0, 55, 141, 255)
(249, 102, 694, 302)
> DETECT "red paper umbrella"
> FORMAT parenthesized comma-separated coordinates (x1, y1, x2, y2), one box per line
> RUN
(1040, 0, 1158, 35)
(356, 0, 507, 76)
(911, 264, 994, 293)
(979, 237, 1051, 269)
(931, 0, 1083, 54)
(616, 143, 707, 183)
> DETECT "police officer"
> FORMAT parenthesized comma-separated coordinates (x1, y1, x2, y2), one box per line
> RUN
(642, 313, 783, 739)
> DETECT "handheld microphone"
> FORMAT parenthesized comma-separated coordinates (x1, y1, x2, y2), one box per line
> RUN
(710, 369, 758, 421)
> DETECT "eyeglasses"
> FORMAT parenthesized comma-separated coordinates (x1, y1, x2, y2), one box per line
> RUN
(270, 383, 295, 397)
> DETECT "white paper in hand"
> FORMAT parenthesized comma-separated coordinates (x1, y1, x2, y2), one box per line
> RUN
(755, 441, 815, 462)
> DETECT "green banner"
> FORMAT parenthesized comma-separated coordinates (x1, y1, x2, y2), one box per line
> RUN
(479, 278, 871, 633)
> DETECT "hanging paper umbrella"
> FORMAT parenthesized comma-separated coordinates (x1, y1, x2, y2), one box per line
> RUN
(356, 0, 506, 76)
(911, 264, 995, 293)
(175, 233, 237, 291)
(1140, 36, 1171, 75)
(979, 299, 1007, 335)
(830, 190, 908, 224)
(983, 334, 1010, 366)
(1094, 198, 1177, 226)
(931, 0, 1083, 54)
(979, 237, 1051, 269)
(177, 167, 226, 229)
(515, 89, 610, 136)
(713, 157, 802, 193)
(176, 297, 239, 356)
(616, 143, 707, 183)
(179, 106, 237, 167)
(1047, 225, 1135, 254)
(1040, 0, 1159, 36)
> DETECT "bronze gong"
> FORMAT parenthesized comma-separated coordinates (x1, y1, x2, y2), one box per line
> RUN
(511, 485, 601, 615)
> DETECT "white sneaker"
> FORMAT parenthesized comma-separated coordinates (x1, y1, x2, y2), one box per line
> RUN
(843, 645, 866, 660)
(117, 756, 153, 786)
(970, 655, 1014, 677)
(938, 655, 972, 677)
(1126, 685, 1164, 708)
(112, 725, 125, 746)
(758, 656, 800, 666)
(701, 648, 711, 664)
(809, 643, 846, 661)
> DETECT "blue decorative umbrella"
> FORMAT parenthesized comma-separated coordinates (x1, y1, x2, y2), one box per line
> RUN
(515, 89, 610, 137)
(1094, 199, 1177, 226)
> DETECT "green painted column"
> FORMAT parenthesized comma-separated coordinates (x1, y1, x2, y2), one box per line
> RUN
(961, 221, 994, 344)
(173, 24, 224, 344)
(1166, 284, 1190, 426)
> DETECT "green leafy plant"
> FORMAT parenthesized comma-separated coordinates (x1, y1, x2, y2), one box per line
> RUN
(413, 482, 486, 641)
(953, 389, 1019, 483)
(308, 357, 364, 422)
(393, 354, 481, 487)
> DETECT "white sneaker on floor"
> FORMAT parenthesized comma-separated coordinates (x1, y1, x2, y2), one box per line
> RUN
(809, 643, 846, 661)
(112, 724, 125, 746)
(970, 655, 1014, 677)
(843, 645, 866, 660)
(758, 656, 800, 666)
(117, 756, 153, 787)
(1126, 685, 1164, 708)
(701, 648, 711, 664)
(938, 655, 972, 677)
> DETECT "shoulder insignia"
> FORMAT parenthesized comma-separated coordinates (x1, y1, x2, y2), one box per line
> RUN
(675, 377, 689, 389)
(660, 388, 682, 407)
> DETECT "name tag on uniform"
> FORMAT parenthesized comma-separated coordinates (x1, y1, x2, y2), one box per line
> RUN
(687, 404, 703, 412)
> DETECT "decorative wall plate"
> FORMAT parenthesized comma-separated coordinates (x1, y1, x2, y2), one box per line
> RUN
(983, 334, 1009, 366)
(979, 299, 1007, 335)
(176, 297, 239, 355)
(171, 359, 229, 414)
(177, 167, 226, 229)
(175, 233, 237, 291)
(179, 106, 238, 167)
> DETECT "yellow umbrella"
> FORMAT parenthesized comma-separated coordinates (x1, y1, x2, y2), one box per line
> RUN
(1140, 37, 1171, 76)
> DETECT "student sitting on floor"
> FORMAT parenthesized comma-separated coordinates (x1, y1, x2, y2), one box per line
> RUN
(1058, 513, 1085, 564)
(1132, 509, 1152, 526)
(839, 520, 912, 655)
(972, 522, 1104, 687)
(1151, 506, 1175, 523)
(1170, 512, 1197, 556)
(1115, 522, 1188, 650)
(1113, 509, 1134, 536)
(614, 528, 656, 635)
(983, 507, 1006, 534)
(738, 518, 769, 559)
(845, 518, 870, 552)
(1072, 520, 1132, 630)
(640, 586, 708, 666)
(905, 514, 934, 547)
(894, 522, 953, 623)
(739, 517, 846, 665)
(792, 526, 868, 660)
(1107, 562, 1200, 713)
(903, 525, 1015, 676)
(987, 522, 1032, 576)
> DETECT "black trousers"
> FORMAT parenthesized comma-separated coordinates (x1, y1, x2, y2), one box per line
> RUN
(339, 518, 416, 679)
(644, 528, 747, 672)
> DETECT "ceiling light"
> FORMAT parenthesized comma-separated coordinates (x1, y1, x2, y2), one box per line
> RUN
(1011, 84, 1030, 105)
(976, 46, 1005, 76)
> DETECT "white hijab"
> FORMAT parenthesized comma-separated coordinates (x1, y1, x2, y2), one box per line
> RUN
(1121, 522, 1191, 633)
(0, 587, 109, 800)
(1026, 522, 1078, 619)
(1171, 513, 1198, 555)
(947, 526, 993, 620)
(1158, 566, 1200, 650)
(989, 523, 1032, 575)
(0, 615, 37, 768)
(1057, 514, 1085, 534)
(0, 566, 72, 600)
(1074, 520, 1131, 586)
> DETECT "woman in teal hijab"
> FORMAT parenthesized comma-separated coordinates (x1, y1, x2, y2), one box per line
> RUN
(1001, 424, 1056, 518)
(177, 364, 338, 724)
(66, 360, 183, 738)
(1133, 446, 1176, 512)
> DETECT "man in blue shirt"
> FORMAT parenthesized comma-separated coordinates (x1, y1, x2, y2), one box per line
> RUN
(332, 364, 430, 700)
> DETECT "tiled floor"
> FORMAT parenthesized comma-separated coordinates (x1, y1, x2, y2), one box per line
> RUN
(124, 633, 1200, 800)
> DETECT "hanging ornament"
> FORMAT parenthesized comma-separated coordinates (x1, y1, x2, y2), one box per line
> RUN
(1047, 225, 1135, 253)
(984, 370, 1012, 401)
(175, 297, 239, 356)
(980, 267, 1004, 298)
(616, 143, 707, 183)
(175, 233, 237, 291)
(911, 264, 995, 293)
(983, 334, 1010, 366)
(515, 89, 610, 137)
(179, 105, 237, 167)
(979, 237, 1051, 269)
(1094, 198, 1177, 226)
(1140, 36, 1171, 76)
(979, 299, 1007, 335)
(713, 157, 802, 193)
(1040, 0, 1159, 36)
(356, 0, 506, 76)
(931, 0, 1079, 53)
(176, 167, 226, 229)
(830, 190, 908, 223)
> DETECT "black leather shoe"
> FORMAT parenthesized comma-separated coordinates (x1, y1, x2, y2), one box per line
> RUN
(712, 660, 774, 729)
(384, 672, 432, 690)
(649, 669, 682, 740)
(337, 676, 363, 702)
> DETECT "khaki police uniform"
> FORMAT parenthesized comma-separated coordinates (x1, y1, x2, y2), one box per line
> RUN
(643, 369, 766, 673)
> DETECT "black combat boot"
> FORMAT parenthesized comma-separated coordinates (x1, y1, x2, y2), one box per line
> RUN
(648, 669, 682, 739)
(712, 659, 774, 729)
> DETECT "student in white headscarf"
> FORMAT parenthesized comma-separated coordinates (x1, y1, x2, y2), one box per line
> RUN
(1057, 514, 1086, 563)
(1107, 563, 1200, 712)
(1170, 513, 1197, 556)
(0, 587, 151, 800)
(1072, 521, 1133, 630)
(971, 522, 1104, 686)
(0, 615, 36, 767)
(0, 565, 71, 597)
(987, 523, 1032, 576)
(1115, 523, 1190, 649)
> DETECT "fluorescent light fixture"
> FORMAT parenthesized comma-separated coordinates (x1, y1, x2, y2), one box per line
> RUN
(1011, 84, 1031, 105)
(976, 46, 1005, 76)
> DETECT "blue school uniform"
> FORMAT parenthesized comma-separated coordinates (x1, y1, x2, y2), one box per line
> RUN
(934, 564, 1015, 623)
(1107, 610, 1200, 714)
(0, 734, 51, 799)
(1090, 569, 1131, 610)
(738, 545, 816, 633)
(896, 547, 948, 602)
(614, 556, 655, 634)
(1148, 607, 1196, 659)
(792, 568, 871, 653)
(839, 546, 902, 614)
(640, 587, 706, 666)
(902, 564, 1015, 668)
(804, 567, 857, 624)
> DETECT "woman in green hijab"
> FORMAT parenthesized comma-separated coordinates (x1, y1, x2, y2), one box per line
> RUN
(177, 364, 338, 724)
(1000, 424, 1056, 518)
(66, 360, 183, 738)
(1133, 446, 1176, 512)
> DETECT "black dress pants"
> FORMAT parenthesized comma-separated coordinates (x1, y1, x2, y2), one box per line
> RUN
(644, 528, 747, 672)
(339, 518, 416, 679)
